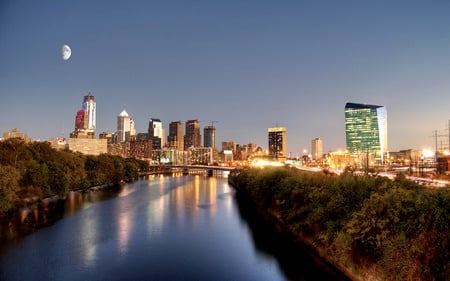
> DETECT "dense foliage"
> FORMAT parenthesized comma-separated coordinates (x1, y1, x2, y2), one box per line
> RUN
(0, 138, 149, 213)
(230, 167, 450, 281)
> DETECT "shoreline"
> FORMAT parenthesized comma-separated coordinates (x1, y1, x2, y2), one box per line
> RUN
(229, 176, 366, 281)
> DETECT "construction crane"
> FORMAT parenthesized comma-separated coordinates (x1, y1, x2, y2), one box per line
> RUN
(209, 121, 219, 128)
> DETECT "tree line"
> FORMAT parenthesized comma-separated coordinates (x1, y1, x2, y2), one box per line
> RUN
(230, 167, 450, 281)
(0, 138, 149, 213)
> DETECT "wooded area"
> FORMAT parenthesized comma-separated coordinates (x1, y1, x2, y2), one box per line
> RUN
(0, 138, 148, 213)
(230, 167, 450, 281)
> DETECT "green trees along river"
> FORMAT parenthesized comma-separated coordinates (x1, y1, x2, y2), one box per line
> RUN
(0, 138, 148, 213)
(229, 167, 450, 281)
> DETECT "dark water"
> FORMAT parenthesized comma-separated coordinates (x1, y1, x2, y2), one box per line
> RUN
(0, 175, 347, 281)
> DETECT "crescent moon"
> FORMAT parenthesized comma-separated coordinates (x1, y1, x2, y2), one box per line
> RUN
(62, 44, 71, 61)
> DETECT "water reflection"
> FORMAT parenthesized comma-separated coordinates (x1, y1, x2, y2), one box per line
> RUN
(0, 176, 346, 281)
(80, 215, 98, 267)
(117, 187, 134, 255)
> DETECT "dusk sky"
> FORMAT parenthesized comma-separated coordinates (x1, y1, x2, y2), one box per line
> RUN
(2, 1, 450, 154)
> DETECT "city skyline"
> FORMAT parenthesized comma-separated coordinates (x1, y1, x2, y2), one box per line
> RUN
(2, 1, 450, 154)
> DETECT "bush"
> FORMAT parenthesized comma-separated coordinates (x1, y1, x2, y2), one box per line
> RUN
(231, 167, 450, 280)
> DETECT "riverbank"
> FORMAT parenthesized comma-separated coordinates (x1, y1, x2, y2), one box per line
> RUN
(229, 176, 356, 281)
(228, 167, 450, 281)
(232, 182, 353, 281)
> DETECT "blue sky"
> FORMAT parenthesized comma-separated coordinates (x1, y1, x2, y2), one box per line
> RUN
(2, 1, 450, 154)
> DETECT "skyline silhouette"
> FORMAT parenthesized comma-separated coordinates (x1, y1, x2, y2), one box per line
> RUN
(2, 1, 450, 153)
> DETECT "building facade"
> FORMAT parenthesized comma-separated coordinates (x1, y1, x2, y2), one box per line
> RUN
(69, 138, 107, 155)
(148, 118, 163, 150)
(83, 94, 96, 133)
(117, 109, 135, 143)
(71, 94, 96, 139)
(203, 126, 216, 149)
(129, 139, 152, 160)
(2, 128, 32, 142)
(345, 102, 388, 163)
(167, 121, 184, 151)
(268, 127, 287, 161)
(184, 119, 201, 150)
(221, 141, 236, 152)
(311, 137, 323, 160)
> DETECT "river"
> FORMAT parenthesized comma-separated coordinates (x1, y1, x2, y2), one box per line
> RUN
(0, 175, 347, 281)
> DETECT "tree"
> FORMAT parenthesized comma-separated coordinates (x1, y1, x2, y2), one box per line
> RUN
(0, 165, 21, 212)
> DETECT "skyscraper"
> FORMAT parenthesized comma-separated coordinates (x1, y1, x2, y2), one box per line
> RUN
(71, 93, 96, 139)
(167, 121, 184, 151)
(69, 94, 107, 155)
(148, 118, 163, 150)
(345, 102, 388, 162)
(117, 109, 132, 142)
(268, 127, 287, 161)
(83, 94, 96, 133)
(311, 137, 323, 160)
(204, 126, 216, 149)
(184, 119, 201, 150)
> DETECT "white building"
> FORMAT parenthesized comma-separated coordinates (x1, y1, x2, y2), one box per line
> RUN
(83, 94, 96, 133)
(117, 109, 132, 142)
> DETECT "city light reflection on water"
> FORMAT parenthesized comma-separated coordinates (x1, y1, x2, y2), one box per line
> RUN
(0, 176, 346, 281)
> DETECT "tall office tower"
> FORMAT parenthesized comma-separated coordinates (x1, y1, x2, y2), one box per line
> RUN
(184, 119, 201, 150)
(311, 137, 323, 160)
(268, 127, 287, 161)
(83, 94, 96, 133)
(345, 102, 388, 162)
(203, 126, 216, 149)
(117, 109, 131, 142)
(167, 121, 184, 151)
(148, 118, 163, 150)
(71, 93, 96, 138)
(129, 118, 136, 140)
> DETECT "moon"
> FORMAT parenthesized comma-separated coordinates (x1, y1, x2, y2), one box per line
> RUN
(62, 44, 71, 60)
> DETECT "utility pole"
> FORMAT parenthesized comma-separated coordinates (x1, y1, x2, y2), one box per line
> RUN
(448, 120, 450, 151)
(432, 130, 446, 156)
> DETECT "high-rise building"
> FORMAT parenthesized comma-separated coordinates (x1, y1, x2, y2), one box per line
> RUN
(311, 138, 323, 160)
(83, 94, 96, 133)
(68, 94, 107, 155)
(71, 93, 96, 139)
(345, 102, 388, 162)
(268, 127, 287, 161)
(203, 126, 216, 149)
(148, 118, 163, 150)
(117, 109, 134, 142)
(167, 121, 184, 151)
(184, 119, 201, 150)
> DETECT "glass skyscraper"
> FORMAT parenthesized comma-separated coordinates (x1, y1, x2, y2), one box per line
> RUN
(345, 102, 388, 162)
(148, 118, 163, 149)
(204, 126, 216, 149)
(268, 127, 287, 161)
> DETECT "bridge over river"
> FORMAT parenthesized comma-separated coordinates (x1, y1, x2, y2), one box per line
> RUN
(140, 164, 235, 177)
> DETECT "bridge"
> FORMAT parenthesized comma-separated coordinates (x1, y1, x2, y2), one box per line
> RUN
(140, 164, 235, 177)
